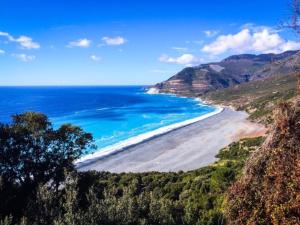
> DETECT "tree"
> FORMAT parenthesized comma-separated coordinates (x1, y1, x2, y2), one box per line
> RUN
(0, 112, 94, 202)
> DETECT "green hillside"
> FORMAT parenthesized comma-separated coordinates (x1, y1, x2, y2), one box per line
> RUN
(204, 73, 299, 124)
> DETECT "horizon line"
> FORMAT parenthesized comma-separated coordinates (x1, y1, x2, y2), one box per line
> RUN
(0, 84, 153, 87)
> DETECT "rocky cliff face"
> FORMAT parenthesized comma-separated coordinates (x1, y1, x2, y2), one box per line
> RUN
(153, 50, 300, 96)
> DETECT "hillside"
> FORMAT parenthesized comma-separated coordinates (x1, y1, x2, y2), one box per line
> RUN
(4, 97, 299, 225)
(204, 72, 299, 124)
(153, 50, 300, 96)
(226, 90, 300, 224)
(1, 137, 263, 225)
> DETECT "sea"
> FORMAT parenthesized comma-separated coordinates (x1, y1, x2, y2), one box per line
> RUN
(0, 86, 219, 160)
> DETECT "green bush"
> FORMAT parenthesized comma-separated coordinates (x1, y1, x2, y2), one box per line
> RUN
(0, 112, 263, 224)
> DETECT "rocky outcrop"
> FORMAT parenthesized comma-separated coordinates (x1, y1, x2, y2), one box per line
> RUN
(153, 50, 300, 96)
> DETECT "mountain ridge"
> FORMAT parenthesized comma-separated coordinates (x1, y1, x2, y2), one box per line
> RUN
(153, 50, 300, 96)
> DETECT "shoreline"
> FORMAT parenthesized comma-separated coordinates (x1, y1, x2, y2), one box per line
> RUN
(77, 108, 266, 172)
(75, 105, 224, 165)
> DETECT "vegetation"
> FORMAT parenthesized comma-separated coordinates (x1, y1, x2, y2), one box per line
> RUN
(0, 112, 94, 223)
(219, 4, 300, 223)
(0, 112, 264, 225)
(1, 78, 299, 225)
(204, 73, 298, 124)
(226, 97, 300, 224)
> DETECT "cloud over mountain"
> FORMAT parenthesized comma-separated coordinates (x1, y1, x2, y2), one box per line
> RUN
(159, 54, 202, 66)
(202, 27, 300, 55)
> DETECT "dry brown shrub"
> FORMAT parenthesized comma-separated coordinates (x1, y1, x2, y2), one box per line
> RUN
(226, 92, 300, 225)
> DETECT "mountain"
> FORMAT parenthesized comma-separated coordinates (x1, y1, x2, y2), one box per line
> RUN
(251, 50, 300, 80)
(152, 50, 300, 96)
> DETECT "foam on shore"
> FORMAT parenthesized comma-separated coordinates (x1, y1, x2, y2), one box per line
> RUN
(146, 87, 160, 94)
(75, 106, 224, 165)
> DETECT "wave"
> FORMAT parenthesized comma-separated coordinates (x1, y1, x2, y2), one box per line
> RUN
(146, 87, 159, 94)
(75, 106, 224, 165)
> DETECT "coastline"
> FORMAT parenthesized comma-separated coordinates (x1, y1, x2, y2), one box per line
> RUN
(77, 108, 266, 172)
(75, 104, 223, 165)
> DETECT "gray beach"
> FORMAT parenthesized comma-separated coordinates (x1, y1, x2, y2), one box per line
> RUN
(77, 108, 266, 173)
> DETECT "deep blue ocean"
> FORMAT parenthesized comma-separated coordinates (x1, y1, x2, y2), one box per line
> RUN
(0, 86, 216, 154)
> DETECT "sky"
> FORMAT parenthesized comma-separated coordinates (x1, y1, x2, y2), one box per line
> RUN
(0, 0, 299, 85)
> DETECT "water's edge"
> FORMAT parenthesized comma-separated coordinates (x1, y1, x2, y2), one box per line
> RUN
(75, 97, 224, 166)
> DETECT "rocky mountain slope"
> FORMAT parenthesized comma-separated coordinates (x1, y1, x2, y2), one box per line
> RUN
(153, 50, 300, 96)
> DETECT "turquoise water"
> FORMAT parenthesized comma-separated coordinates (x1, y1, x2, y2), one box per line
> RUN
(0, 86, 216, 154)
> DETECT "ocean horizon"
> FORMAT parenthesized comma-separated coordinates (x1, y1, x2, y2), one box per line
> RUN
(0, 86, 217, 157)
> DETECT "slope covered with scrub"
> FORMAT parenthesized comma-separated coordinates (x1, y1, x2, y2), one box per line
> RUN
(0, 137, 263, 225)
(226, 91, 300, 224)
(204, 72, 298, 124)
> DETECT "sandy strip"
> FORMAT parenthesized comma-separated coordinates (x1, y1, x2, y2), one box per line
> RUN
(77, 108, 266, 173)
(75, 107, 223, 164)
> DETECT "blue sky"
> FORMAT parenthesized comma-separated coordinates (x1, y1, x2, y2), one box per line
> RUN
(0, 0, 299, 85)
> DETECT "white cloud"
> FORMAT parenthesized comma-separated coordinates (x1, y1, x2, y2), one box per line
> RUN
(202, 27, 300, 55)
(280, 40, 300, 52)
(90, 54, 101, 61)
(204, 30, 219, 37)
(171, 46, 188, 51)
(0, 31, 40, 49)
(12, 53, 35, 62)
(240, 23, 278, 33)
(15, 36, 40, 49)
(0, 49, 5, 55)
(68, 38, 91, 48)
(0, 31, 14, 43)
(202, 29, 252, 55)
(159, 54, 202, 66)
(102, 36, 126, 46)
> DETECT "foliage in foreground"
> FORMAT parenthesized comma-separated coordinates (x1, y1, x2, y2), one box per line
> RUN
(226, 99, 300, 225)
(0, 112, 264, 225)
(0, 112, 94, 223)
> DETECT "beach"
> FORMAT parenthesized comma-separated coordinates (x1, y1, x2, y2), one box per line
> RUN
(77, 108, 266, 173)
